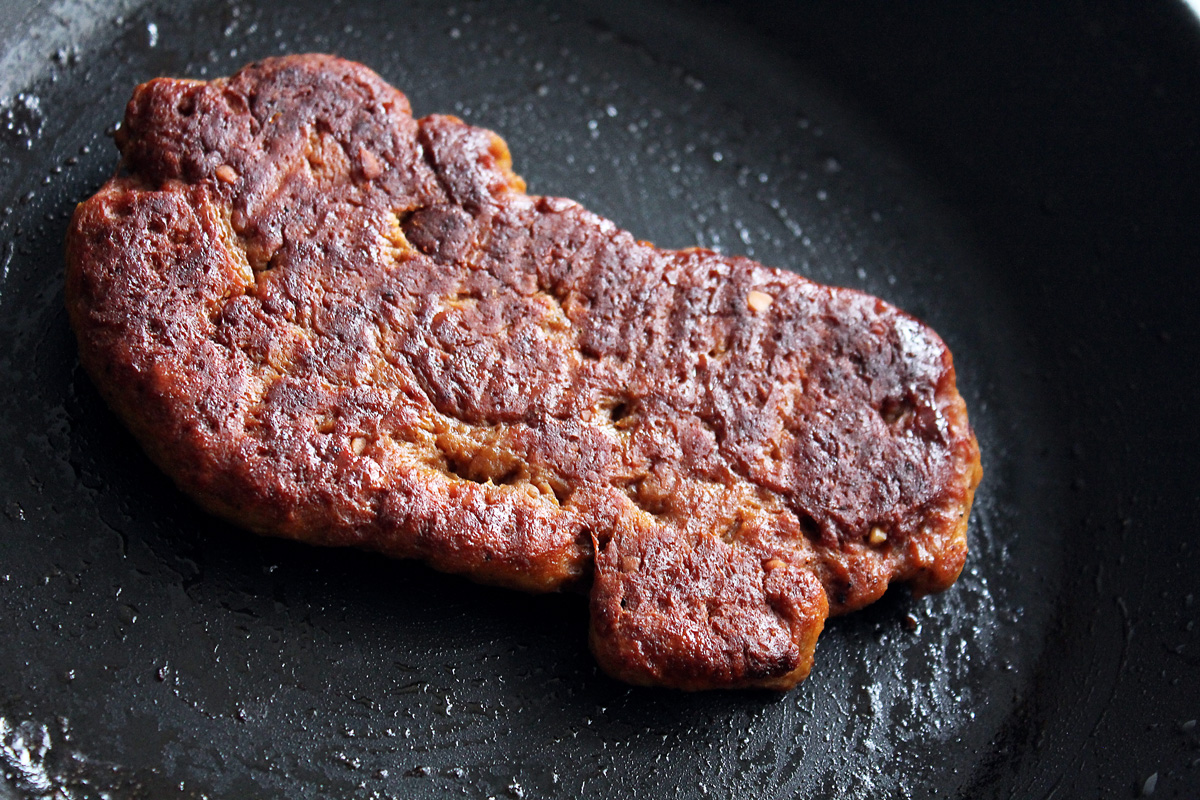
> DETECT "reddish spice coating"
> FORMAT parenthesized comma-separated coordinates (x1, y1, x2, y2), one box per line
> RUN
(65, 55, 982, 690)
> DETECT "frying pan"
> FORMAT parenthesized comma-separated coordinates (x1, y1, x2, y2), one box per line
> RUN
(1, 0, 1197, 797)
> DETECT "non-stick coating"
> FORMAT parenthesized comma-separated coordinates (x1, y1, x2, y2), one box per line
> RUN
(1, 1, 1197, 798)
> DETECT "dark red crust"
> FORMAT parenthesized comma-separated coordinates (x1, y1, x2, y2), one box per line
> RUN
(65, 55, 981, 690)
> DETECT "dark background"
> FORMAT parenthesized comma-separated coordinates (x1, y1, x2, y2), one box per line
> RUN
(0, 1, 1197, 797)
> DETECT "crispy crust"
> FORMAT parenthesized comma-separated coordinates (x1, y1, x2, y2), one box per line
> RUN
(65, 55, 981, 689)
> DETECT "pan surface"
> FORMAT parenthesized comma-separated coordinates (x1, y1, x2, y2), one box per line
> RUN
(0, 1, 1196, 797)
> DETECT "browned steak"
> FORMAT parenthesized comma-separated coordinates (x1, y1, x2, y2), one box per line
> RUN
(65, 55, 981, 690)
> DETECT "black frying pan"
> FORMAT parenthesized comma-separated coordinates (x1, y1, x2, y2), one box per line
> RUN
(1, 1, 1197, 798)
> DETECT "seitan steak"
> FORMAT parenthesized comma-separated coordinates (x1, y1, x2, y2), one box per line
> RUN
(66, 55, 982, 690)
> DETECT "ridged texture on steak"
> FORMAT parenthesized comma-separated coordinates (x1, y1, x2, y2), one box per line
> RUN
(66, 55, 981, 690)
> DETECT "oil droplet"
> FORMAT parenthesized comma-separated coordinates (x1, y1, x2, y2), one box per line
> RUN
(0, 717, 53, 794)
(0, 93, 44, 149)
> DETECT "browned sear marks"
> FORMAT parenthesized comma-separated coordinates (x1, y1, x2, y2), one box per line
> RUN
(65, 55, 982, 690)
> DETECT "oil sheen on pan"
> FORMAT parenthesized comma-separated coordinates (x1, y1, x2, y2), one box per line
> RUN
(64, 54, 982, 690)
